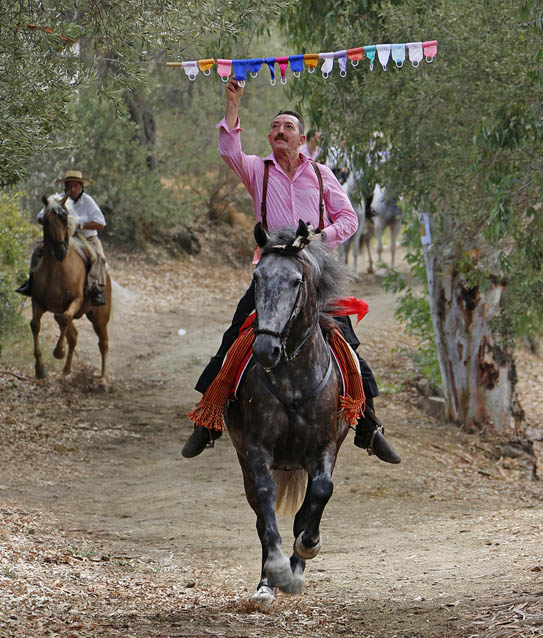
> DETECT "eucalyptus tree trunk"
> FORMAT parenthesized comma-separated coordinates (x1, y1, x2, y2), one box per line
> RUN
(422, 218, 524, 434)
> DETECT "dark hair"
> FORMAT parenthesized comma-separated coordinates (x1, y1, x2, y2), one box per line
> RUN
(272, 110, 305, 135)
(306, 129, 318, 141)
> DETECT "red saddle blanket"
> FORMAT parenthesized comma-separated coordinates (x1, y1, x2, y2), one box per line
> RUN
(188, 303, 366, 432)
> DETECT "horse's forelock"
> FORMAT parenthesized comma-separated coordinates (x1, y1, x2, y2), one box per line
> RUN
(262, 227, 348, 309)
(47, 195, 77, 236)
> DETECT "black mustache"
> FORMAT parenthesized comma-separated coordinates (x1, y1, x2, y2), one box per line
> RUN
(275, 135, 288, 141)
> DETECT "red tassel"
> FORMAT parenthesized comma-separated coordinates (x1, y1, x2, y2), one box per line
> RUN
(330, 296, 369, 323)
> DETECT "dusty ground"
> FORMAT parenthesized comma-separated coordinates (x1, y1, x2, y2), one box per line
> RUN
(1, 230, 543, 638)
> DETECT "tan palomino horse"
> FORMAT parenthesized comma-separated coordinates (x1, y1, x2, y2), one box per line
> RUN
(30, 195, 111, 382)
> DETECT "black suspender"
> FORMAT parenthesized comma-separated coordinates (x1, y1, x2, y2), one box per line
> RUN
(261, 159, 325, 231)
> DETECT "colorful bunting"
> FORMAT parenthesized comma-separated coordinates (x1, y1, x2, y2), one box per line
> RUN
(248, 58, 263, 77)
(232, 59, 248, 85)
(406, 42, 423, 67)
(167, 40, 437, 82)
(216, 58, 232, 81)
(182, 61, 199, 81)
(423, 40, 438, 61)
(391, 44, 405, 67)
(264, 57, 276, 85)
(347, 46, 364, 65)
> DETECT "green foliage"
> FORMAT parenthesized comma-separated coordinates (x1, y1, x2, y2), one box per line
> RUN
(22, 85, 178, 245)
(0, 0, 290, 189)
(0, 193, 40, 355)
(281, 0, 543, 380)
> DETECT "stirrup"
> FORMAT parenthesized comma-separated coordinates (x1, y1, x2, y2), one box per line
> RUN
(366, 425, 384, 457)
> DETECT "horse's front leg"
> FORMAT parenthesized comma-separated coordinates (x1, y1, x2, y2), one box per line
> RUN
(30, 301, 46, 379)
(62, 321, 78, 375)
(239, 456, 293, 595)
(54, 297, 82, 373)
(294, 465, 334, 561)
(277, 478, 313, 595)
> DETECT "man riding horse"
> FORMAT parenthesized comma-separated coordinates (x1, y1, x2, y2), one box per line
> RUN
(183, 77, 401, 466)
(16, 169, 108, 307)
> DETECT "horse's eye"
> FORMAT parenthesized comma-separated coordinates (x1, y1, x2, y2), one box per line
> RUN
(293, 278, 303, 288)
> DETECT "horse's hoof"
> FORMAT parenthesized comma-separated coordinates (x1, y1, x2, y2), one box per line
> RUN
(265, 553, 292, 588)
(251, 584, 275, 605)
(294, 532, 322, 559)
(53, 347, 65, 360)
(278, 570, 304, 594)
(36, 369, 47, 380)
(96, 377, 109, 390)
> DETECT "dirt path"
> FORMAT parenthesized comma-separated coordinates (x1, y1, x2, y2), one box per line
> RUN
(1, 245, 543, 638)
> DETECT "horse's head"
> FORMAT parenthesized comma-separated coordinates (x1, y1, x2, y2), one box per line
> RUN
(42, 194, 70, 262)
(252, 221, 345, 370)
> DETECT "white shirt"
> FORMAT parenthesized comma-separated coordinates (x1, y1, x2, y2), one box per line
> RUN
(300, 142, 320, 161)
(38, 192, 105, 238)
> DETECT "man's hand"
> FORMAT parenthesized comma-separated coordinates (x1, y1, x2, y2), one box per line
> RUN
(225, 77, 244, 129)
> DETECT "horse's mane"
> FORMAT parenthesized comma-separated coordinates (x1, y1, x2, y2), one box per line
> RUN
(261, 227, 349, 310)
(48, 195, 78, 237)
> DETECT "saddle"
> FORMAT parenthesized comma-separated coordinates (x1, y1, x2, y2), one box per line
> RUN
(188, 311, 365, 433)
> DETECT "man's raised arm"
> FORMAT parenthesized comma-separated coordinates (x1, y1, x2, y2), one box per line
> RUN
(225, 77, 244, 129)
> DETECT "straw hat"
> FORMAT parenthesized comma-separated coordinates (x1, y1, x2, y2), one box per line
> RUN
(56, 169, 93, 186)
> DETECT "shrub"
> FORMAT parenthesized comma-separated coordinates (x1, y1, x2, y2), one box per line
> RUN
(0, 193, 40, 356)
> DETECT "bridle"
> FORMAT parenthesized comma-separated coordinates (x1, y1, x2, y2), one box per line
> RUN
(253, 271, 318, 362)
(45, 206, 69, 256)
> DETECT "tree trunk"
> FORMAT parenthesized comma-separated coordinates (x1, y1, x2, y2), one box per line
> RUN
(419, 214, 524, 434)
(125, 91, 157, 171)
(426, 246, 524, 434)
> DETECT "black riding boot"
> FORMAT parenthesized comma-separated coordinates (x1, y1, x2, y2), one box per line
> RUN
(182, 426, 222, 458)
(89, 284, 106, 307)
(15, 274, 33, 296)
(354, 403, 401, 464)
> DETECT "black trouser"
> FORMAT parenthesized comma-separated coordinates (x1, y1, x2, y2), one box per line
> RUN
(195, 281, 379, 403)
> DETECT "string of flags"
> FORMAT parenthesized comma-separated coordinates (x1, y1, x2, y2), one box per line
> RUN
(166, 40, 437, 85)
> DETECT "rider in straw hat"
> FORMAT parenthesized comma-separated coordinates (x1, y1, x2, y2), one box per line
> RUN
(16, 169, 108, 306)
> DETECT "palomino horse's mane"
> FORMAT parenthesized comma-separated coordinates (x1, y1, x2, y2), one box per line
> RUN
(46, 195, 78, 237)
(260, 226, 348, 311)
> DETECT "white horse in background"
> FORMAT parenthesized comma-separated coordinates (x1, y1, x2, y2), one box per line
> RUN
(340, 174, 402, 280)
(371, 184, 403, 269)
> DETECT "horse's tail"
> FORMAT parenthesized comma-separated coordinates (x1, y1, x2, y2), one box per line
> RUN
(272, 469, 307, 518)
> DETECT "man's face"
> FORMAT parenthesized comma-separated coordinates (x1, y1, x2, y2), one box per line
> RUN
(268, 114, 305, 155)
(65, 180, 83, 200)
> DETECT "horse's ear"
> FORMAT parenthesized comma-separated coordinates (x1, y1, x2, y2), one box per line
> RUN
(42, 195, 48, 206)
(254, 222, 270, 248)
(60, 192, 69, 206)
(292, 220, 315, 250)
(296, 220, 309, 240)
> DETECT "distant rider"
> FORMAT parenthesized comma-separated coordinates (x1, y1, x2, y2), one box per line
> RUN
(16, 169, 108, 306)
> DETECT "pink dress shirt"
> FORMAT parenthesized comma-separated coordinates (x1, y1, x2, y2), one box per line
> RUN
(217, 118, 358, 249)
